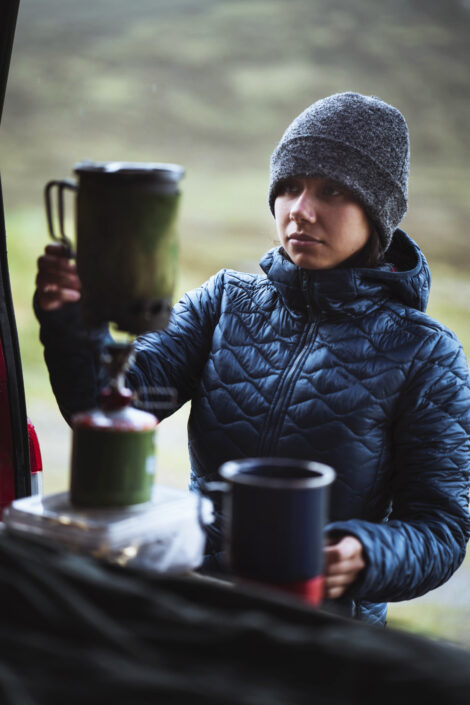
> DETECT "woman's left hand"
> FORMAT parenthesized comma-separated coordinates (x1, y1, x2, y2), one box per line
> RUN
(323, 535, 365, 599)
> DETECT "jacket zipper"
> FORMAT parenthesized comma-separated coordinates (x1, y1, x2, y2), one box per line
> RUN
(257, 272, 318, 455)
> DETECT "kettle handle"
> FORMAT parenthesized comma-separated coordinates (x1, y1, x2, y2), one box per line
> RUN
(44, 178, 77, 256)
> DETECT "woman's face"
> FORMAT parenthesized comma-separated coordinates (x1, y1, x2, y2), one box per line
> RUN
(274, 176, 371, 270)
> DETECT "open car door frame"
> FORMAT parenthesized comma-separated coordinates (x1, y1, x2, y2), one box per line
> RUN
(0, 0, 31, 507)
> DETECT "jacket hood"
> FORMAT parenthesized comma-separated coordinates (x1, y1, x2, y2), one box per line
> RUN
(259, 229, 430, 317)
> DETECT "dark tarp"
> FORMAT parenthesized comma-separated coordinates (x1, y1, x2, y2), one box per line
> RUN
(1, 531, 470, 705)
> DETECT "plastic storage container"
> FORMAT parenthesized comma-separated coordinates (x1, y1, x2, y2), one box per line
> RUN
(3, 485, 213, 575)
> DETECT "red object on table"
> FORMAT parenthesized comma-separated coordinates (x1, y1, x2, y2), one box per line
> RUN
(241, 574, 324, 607)
(271, 575, 324, 606)
(27, 419, 42, 495)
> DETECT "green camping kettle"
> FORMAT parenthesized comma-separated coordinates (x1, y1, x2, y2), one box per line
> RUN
(45, 160, 184, 335)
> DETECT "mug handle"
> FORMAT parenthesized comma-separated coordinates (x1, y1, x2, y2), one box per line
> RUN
(44, 178, 78, 256)
(197, 480, 229, 530)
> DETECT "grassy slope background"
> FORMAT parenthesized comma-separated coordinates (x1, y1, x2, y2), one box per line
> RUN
(1, 0, 470, 644)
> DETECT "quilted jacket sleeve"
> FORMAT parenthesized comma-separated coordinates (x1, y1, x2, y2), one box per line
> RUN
(127, 272, 223, 419)
(34, 292, 113, 422)
(34, 272, 224, 423)
(327, 329, 470, 603)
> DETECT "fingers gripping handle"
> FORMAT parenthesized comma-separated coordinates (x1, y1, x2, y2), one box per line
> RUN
(44, 179, 77, 256)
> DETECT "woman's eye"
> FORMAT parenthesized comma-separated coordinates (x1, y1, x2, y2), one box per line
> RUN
(321, 184, 343, 198)
(280, 179, 301, 195)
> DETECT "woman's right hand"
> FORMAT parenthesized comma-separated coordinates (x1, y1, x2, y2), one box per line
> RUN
(36, 242, 82, 311)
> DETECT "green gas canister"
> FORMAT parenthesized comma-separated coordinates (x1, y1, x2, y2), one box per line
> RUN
(70, 343, 157, 508)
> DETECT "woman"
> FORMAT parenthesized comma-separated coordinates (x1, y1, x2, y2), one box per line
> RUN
(35, 92, 470, 625)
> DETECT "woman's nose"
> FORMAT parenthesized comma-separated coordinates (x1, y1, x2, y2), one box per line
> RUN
(289, 191, 317, 223)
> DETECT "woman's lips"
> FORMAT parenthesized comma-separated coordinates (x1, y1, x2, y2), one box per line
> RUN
(288, 234, 323, 247)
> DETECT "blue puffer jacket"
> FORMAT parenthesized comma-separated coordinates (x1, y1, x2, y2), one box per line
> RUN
(36, 230, 470, 625)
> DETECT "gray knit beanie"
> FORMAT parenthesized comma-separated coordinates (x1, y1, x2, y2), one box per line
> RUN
(269, 92, 410, 252)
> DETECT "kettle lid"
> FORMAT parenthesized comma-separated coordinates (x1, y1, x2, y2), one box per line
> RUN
(74, 160, 185, 183)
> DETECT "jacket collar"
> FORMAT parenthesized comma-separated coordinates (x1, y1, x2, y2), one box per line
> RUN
(259, 229, 430, 317)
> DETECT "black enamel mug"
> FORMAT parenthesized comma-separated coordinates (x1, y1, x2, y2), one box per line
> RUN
(205, 458, 336, 605)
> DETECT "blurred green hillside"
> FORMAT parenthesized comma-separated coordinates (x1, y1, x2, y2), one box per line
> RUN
(2, 0, 470, 259)
(1, 0, 470, 646)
